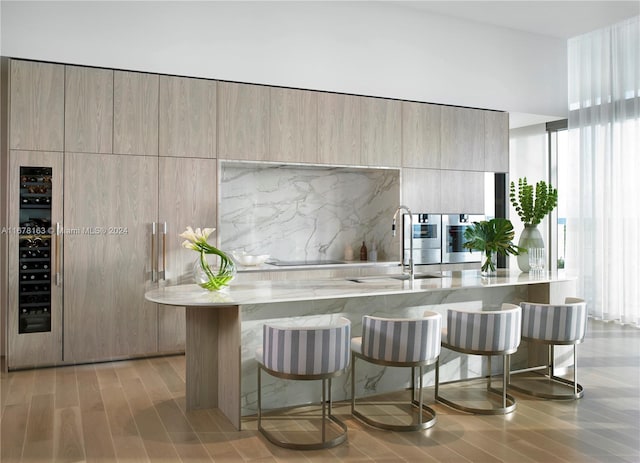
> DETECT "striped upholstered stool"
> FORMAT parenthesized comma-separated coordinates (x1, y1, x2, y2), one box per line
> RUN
(436, 304, 521, 415)
(351, 312, 441, 431)
(509, 297, 587, 399)
(255, 317, 351, 450)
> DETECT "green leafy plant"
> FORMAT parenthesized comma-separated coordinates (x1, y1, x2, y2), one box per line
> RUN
(463, 218, 523, 273)
(509, 178, 558, 226)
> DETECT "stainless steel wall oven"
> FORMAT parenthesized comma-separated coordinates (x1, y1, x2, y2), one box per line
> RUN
(403, 213, 441, 265)
(441, 214, 485, 264)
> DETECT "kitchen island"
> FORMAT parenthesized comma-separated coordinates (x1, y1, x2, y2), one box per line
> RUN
(145, 269, 575, 430)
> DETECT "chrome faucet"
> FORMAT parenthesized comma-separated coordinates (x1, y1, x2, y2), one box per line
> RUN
(392, 205, 414, 279)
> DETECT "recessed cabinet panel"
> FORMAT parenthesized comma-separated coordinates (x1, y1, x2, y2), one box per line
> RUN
(159, 76, 217, 158)
(9, 60, 64, 151)
(317, 92, 360, 165)
(401, 168, 441, 213)
(218, 81, 270, 160)
(157, 157, 217, 352)
(484, 111, 509, 172)
(270, 87, 318, 163)
(64, 153, 158, 363)
(8, 151, 63, 369)
(114, 71, 159, 156)
(65, 65, 114, 154)
(440, 170, 484, 214)
(402, 102, 440, 169)
(441, 106, 484, 171)
(361, 97, 401, 167)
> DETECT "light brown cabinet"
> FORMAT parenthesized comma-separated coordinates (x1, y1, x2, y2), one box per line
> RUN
(7, 150, 64, 369)
(441, 106, 485, 171)
(270, 87, 318, 163)
(159, 76, 217, 158)
(440, 170, 485, 213)
(361, 97, 401, 167)
(9, 60, 64, 152)
(401, 168, 441, 212)
(402, 102, 441, 169)
(484, 111, 509, 172)
(218, 81, 270, 160)
(157, 157, 217, 352)
(114, 71, 159, 156)
(64, 65, 113, 154)
(63, 153, 159, 363)
(317, 92, 360, 165)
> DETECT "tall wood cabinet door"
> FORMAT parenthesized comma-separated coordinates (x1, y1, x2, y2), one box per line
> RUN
(159, 76, 217, 158)
(440, 170, 484, 214)
(484, 111, 509, 172)
(317, 92, 360, 165)
(361, 97, 401, 167)
(113, 71, 159, 156)
(64, 153, 158, 363)
(65, 65, 113, 154)
(269, 87, 318, 163)
(218, 81, 269, 160)
(7, 151, 63, 369)
(402, 102, 440, 169)
(157, 157, 217, 352)
(9, 60, 64, 151)
(401, 168, 441, 213)
(441, 106, 484, 171)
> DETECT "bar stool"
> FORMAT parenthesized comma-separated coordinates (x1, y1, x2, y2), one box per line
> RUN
(351, 312, 441, 431)
(255, 317, 351, 450)
(510, 297, 587, 399)
(436, 304, 521, 415)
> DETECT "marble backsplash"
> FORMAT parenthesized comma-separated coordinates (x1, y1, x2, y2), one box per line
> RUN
(219, 162, 400, 262)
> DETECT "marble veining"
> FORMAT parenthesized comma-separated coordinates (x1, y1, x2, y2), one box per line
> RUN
(219, 163, 400, 262)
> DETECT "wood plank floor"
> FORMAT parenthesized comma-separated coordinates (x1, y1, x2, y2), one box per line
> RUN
(1, 319, 638, 462)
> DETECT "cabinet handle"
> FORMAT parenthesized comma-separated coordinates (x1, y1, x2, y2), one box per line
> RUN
(151, 222, 157, 282)
(161, 222, 167, 281)
(55, 222, 62, 286)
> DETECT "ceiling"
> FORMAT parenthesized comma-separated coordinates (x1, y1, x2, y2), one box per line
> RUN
(397, 1, 639, 39)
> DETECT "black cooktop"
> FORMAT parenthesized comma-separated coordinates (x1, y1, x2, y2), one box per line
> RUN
(267, 260, 345, 266)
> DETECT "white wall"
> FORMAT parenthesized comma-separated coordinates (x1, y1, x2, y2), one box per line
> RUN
(0, 0, 567, 117)
(508, 123, 550, 269)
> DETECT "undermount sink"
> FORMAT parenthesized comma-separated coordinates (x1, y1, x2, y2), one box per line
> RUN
(388, 273, 442, 280)
(346, 273, 441, 283)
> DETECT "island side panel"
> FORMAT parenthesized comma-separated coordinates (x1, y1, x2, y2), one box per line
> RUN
(185, 306, 220, 410)
(217, 305, 242, 430)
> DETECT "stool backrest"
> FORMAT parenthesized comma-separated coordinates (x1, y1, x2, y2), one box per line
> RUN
(262, 317, 351, 375)
(520, 298, 587, 343)
(361, 311, 441, 363)
(446, 304, 521, 353)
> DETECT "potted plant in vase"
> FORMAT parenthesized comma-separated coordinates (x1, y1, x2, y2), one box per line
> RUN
(463, 218, 523, 276)
(509, 178, 558, 272)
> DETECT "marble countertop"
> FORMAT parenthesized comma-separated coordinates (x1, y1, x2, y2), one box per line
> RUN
(145, 269, 575, 307)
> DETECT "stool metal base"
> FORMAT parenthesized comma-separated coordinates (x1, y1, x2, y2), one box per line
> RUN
(352, 396, 437, 432)
(351, 356, 437, 432)
(257, 366, 348, 450)
(510, 344, 584, 400)
(509, 372, 584, 400)
(436, 386, 517, 415)
(436, 355, 517, 415)
(258, 412, 348, 451)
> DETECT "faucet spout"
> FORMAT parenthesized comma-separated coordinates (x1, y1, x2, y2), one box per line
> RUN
(392, 205, 414, 279)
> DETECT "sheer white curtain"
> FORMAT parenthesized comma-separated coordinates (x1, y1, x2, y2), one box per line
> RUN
(567, 16, 640, 325)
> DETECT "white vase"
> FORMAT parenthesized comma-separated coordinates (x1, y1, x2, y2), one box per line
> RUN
(517, 224, 544, 272)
